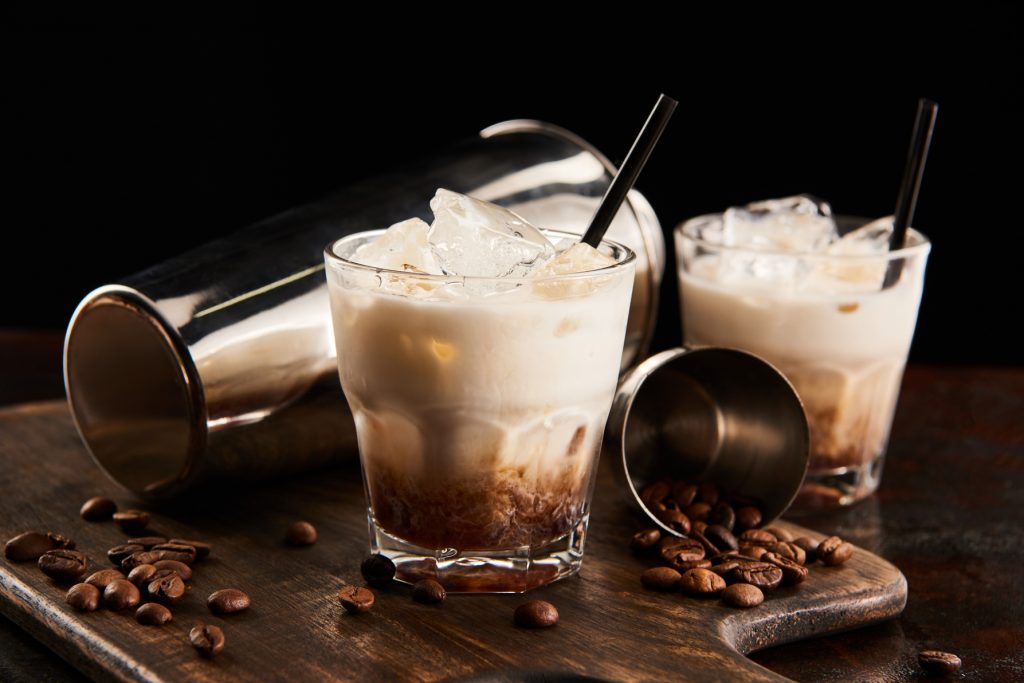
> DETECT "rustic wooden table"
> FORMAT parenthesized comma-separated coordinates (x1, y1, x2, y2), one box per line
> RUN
(1, 331, 1022, 681)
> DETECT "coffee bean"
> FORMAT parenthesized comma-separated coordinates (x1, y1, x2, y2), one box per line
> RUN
(640, 481, 671, 507)
(710, 560, 743, 577)
(514, 600, 558, 628)
(338, 585, 374, 614)
(84, 569, 125, 589)
(675, 559, 713, 571)
(360, 554, 396, 587)
(66, 583, 100, 612)
(121, 551, 161, 571)
(683, 502, 712, 523)
(655, 508, 691, 535)
(729, 562, 783, 591)
(136, 602, 172, 626)
(739, 529, 777, 548)
(125, 536, 167, 549)
(38, 549, 88, 582)
(153, 559, 192, 581)
(692, 520, 708, 534)
(696, 482, 719, 506)
(688, 528, 720, 557)
(671, 482, 698, 507)
(793, 537, 819, 563)
(630, 528, 661, 553)
(660, 538, 705, 568)
(734, 506, 763, 533)
(641, 566, 682, 592)
(5, 532, 72, 562)
(704, 525, 739, 552)
(770, 541, 806, 565)
(80, 497, 117, 522)
(284, 520, 317, 546)
(147, 574, 186, 604)
(151, 543, 196, 565)
(763, 526, 794, 543)
(918, 650, 962, 675)
(127, 564, 158, 586)
(762, 552, 809, 585)
(103, 579, 140, 610)
(113, 510, 150, 534)
(680, 568, 726, 596)
(722, 583, 764, 608)
(412, 579, 446, 604)
(169, 539, 211, 560)
(709, 503, 736, 531)
(818, 536, 854, 566)
(190, 623, 225, 658)
(107, 544, 144, 566)
(739, 544, 770, 561)
(208, 588, 251, 614)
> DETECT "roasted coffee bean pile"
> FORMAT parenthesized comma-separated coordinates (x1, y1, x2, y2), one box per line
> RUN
(634, 479, 854, 611)
(3, 496, 255, 660)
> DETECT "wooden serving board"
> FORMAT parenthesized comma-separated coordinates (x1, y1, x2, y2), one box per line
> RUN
(0, 402, 906, 682)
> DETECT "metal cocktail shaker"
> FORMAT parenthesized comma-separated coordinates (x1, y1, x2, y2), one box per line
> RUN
(63, 121, 666, 499)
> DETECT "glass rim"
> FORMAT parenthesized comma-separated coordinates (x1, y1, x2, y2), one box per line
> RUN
(675, 213, 931, 262)
(325, 228, 637, 283)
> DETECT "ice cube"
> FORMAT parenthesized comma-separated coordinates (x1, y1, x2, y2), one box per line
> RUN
(723, 194, 838, 253)
(352, 218, 440, 273)
(828, 216, 893, 256)
(807, 216, 893, 291)
(428, 189, 556, 278)
(530, 242, 618, 298)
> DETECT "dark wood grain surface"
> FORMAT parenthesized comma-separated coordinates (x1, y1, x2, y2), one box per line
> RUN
(2, 331, 1022, 682)
(0, 399, 906, 683)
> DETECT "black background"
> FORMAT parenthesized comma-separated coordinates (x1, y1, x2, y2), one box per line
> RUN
(3, 12, 1021, 364)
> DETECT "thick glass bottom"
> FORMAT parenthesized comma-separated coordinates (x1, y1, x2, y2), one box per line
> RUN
(790, 451, 886, 510)
(368, 512, 589, 594)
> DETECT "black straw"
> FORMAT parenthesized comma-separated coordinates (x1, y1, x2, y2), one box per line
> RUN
(582, 94, 677, 248)
(883, 98, 938, 288)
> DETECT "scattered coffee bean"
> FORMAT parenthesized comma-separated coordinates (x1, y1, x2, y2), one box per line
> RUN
(630, 528, 661, 553)
(704, 524, 739, 552)
(709, 503, 736, 531)
(696, 482, 719, 506)
(127, 564, 158, 586)
(738, 545, 769, 561)
(147, 574, 186, 604)
(136, 602, 172, 625)
(656, 508, 691, 535)
(151, 543, 196, 565)
(764, 526, 794, 543)
(103, 579, 140, 610)
(84, 569, 125, 589)
(38, 549, 88, 582)
(671, 482, 698, 507)
(722, 583, 764, 608)
(729, 562, 783, 591)
(688, 528, 719, 557)
(108, 544, 144, 566)
(818, 536, 854, 566)
(641, 566, 682, 592)
(125, 536, 166, 549)
(679, 568, 726, 596)
(5, 532, 72, 562)
(412, 579, 446, 604)
(734, 506, 763, 532)
(739, 529, 777, 547)
(793, 536, 819, 563)
(514, 600, 559, 628)
(338, 585, 375, 614)
(121, 551, 161, 571)
(360, 554, 396, 587)
(152, 559, 192, 581)
(762, 552, 809, 585)
(190, 623, 225, 658)
(660, 538, 705, 569)
(208, 588, 251, 614)
(66, 583, 100, 612)
(284, 521, 318, 546)
(710, 560, 743, 578)
(771, 541, 807, 565)
(918, 650, 962, 675)
(169, 539, 211, 560)
(113, 510, 150, 534)
(683, 502, 712, 523)
(80, 497, 117, 522)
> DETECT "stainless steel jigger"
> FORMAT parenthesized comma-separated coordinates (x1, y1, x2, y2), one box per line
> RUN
(607, 347, 809, 531)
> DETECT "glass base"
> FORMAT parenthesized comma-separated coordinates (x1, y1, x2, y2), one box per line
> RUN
(790, 451, 886, 510)
(368, 513, 589, 594)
